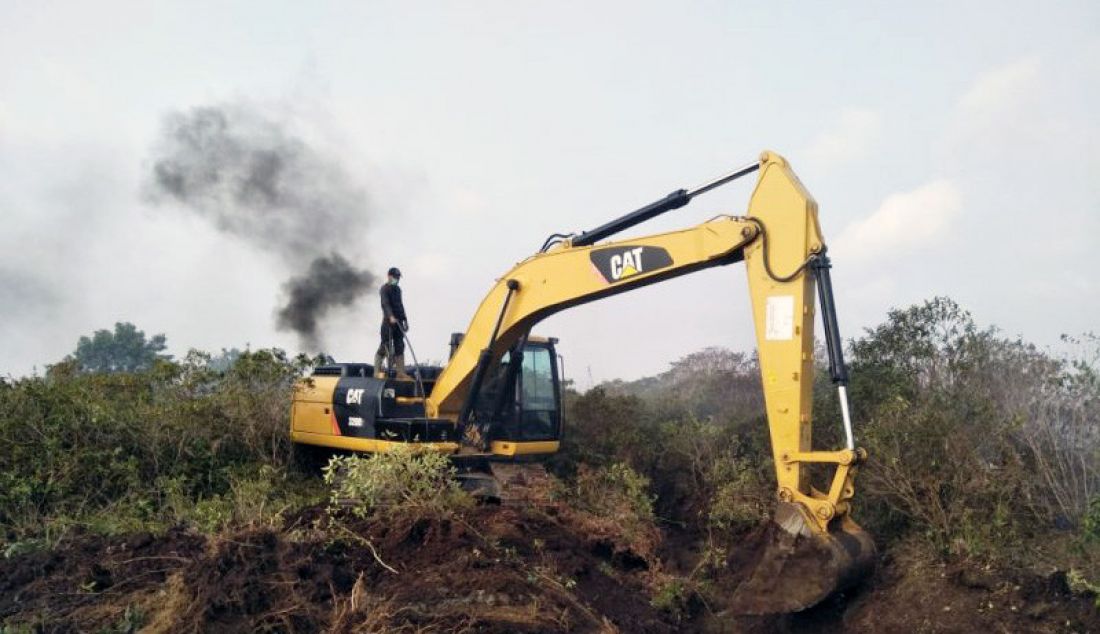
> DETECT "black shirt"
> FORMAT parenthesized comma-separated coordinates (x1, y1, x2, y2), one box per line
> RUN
(380, 283, 406, 324)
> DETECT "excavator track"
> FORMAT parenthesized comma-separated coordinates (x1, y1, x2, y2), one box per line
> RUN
(453, 461, 556, 508)
(489, 463, 556, 508)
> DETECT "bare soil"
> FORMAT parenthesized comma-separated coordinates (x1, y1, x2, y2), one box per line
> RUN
(1, 508, 1097, 633)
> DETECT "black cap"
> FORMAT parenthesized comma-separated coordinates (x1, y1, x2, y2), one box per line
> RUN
(388, 267, 401, 278)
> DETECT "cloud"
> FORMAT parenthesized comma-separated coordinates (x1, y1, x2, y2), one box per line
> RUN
(803, 108, 883, 166)
(831, 180, 962, 262)
(959, 57, 1042, 116)
(952, 57, 1050, 155)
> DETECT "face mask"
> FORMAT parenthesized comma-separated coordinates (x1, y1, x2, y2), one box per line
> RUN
(390, 277, 400, 285)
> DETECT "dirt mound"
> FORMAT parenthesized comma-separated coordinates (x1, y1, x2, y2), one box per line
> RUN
(3, 513, 1096, 633)
(687, 539, 1099, 633)
(836, 545, 1099, 634)
(0, 506, 675, 633)
(0, 527, 206, 632)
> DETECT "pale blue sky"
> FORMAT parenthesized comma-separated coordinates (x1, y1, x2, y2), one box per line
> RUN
(2, 1, 1097, 383)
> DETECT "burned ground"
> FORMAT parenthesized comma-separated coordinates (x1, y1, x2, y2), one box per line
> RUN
(2, 505, 1096, 633)
(0, 505, 674, 633)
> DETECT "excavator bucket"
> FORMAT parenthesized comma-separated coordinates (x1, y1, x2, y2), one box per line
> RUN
(728, 502, 876, 615)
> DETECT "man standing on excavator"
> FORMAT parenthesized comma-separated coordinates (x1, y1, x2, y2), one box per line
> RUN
(374, 267, 411, 379)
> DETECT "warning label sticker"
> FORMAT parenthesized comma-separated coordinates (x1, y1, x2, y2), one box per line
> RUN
(765, 295, 795, 341)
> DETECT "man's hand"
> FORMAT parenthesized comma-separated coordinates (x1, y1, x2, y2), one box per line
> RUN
(388, 315, 397, 324)
(401, 321, 409, 332)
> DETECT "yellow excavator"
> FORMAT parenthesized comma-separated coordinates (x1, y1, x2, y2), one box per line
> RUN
(290, 151, 875, 614)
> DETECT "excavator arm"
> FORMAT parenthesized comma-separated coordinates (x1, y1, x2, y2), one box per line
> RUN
(427, 150, 875, 613)
(426, 212, 757, 416)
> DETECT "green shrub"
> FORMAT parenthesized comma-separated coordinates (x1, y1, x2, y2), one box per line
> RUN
(165, 466, 322, 533)
(323, 447, 472, 521)
(1067, 569, 1100, 608)
(1084, 496, 1100, 543)
(0, 348, 317, 543)
(560, 463, 660, 560)
(707, 460, 770, 533)
(556, 375, 771, 534)
(848, 298, 1099, 556)
(558, 297, 1099, 572)
(569, 462, 654, 523)
(650, 577, 687, 615)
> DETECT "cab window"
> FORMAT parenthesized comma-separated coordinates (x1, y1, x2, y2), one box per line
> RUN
(519, 345, 559, 440)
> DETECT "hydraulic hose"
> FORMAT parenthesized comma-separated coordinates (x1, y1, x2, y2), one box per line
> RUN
(397, 322, 426, 399)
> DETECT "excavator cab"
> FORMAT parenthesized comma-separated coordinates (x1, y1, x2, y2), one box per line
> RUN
(475, 337, 563, 448)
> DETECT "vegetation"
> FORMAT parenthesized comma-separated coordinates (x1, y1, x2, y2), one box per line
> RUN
(847, 299, 1099, 557)
(71, 321, 171, 373)
(558, 462, 661, 561)
(1, 299, 1097, 626)
(323, 447, 472, 521)
(555, 297, 1099, 595)
(0, 343, 323, 544)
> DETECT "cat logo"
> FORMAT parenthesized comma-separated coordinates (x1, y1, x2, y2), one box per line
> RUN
(590, 245, 674, 284)
(610, 247, 644, 280)
(346, 388, 365, 405)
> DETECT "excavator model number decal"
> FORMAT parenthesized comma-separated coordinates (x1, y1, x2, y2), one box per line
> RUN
(765, 295, 795, 341)
(590, 245, 673, 284)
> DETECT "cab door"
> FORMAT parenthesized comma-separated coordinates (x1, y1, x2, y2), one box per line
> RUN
(516, 343, 562, 441)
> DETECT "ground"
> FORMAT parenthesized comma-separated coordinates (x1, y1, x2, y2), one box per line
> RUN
(1, 506, 1097, 633)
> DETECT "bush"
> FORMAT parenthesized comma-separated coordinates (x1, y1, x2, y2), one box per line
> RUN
(707, 458, 770, 533)
(558, 297, 1099, 573)
(650, 577, 687, 617)
(555, 356, 772, 535)
(322, 447, 472, 521)
(560, 463, 660, 560)
(570, 462, 654, 522)
(1084, 496, 1100, 543)
(550, 387, 654, 479)
(0, 348, 318, 543)
(848, 298, 1100, 556)
(160, 465, 321, 533)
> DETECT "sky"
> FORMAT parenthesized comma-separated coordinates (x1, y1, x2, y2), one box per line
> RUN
(1, 1, 1098, 386)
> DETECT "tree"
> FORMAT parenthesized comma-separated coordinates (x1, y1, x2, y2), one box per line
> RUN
(72, 322, 171, 373)
(845, 297, 1100, 550)
(208, 347, 244, 373)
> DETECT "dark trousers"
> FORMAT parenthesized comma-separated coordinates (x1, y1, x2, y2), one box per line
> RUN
(377, 322, 405, 359)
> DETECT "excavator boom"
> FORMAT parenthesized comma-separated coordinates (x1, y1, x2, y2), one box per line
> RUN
(424, 151, 875, 612)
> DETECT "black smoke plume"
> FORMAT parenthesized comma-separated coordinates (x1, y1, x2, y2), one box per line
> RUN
(145, 103, 375, 351)
(276, 254, 375, 352)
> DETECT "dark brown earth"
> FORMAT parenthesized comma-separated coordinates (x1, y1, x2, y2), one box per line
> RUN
(1, 507, 1097, 633)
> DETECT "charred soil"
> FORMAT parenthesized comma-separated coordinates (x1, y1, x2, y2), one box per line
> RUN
(0, 505, 673, 633)
(1, 510, 1097, 633)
